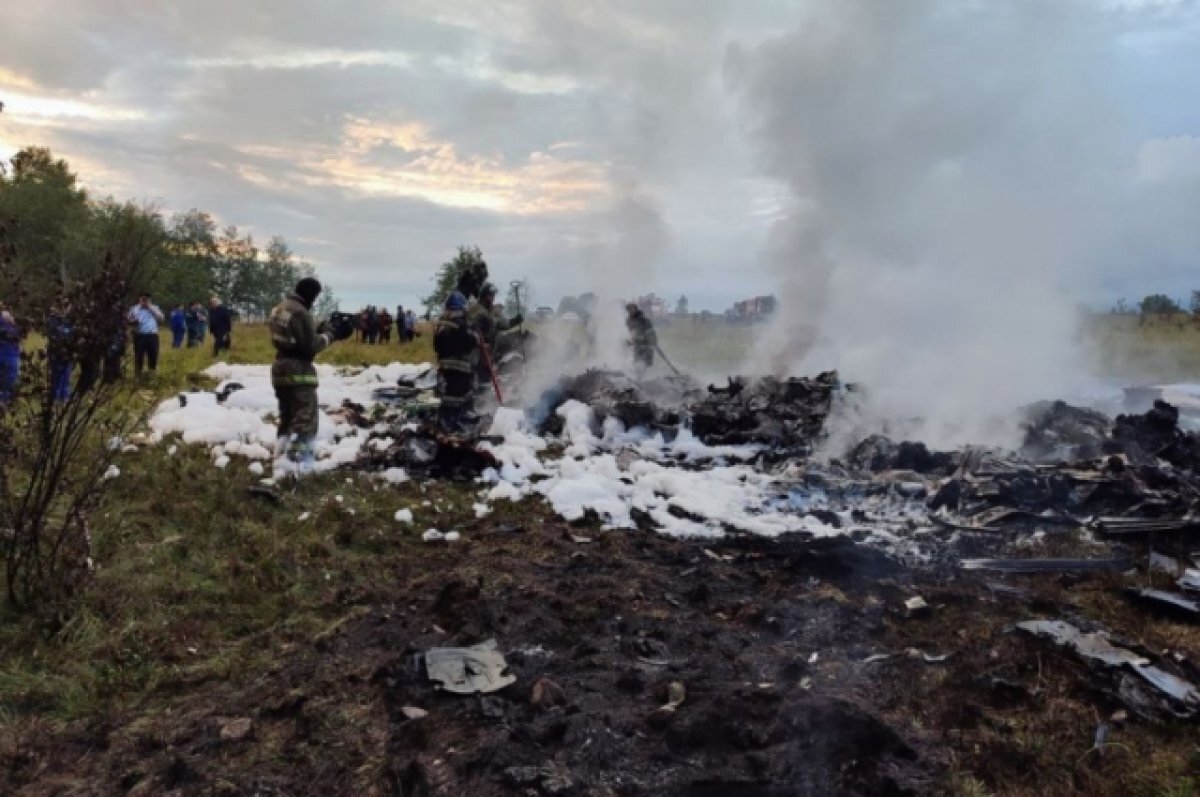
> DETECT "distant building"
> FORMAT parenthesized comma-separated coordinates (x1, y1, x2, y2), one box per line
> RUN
(727, 295, 777, 322)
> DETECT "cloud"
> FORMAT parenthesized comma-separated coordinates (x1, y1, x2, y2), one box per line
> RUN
(0, 0, 1198, 318)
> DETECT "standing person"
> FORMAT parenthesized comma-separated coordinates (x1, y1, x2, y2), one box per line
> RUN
(78, 308, 126, 394)
(185, 301, 201, 347)
(379, 309, 393, 343)
(102, 320, 125, 384)
(357, 309, 368, 343)
(366, 306, 379, 344)
(169, 304, 187, 348)
(405, 309, 416, 342)
(47, 299, 73, 401)
(625, 303, 657, 375)
(268, 277, 341, 473)
(0, 301, 20, 403)
(195, 302, 208, 345)
(434, 291, 477, 431)
(470, 283, 522, 374)
(209, 296, 233, 357)
(127, 293, 164, 377)
(396, 305, 404, 342)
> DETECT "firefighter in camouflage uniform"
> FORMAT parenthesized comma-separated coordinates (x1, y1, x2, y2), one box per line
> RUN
(467, 282, 523, 384)
(625, 303, 657, 375)
(269, 277, 340, 472)
(435, 291, 477, 431)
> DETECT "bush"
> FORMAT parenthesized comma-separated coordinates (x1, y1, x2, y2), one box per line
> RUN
(0, 243, 148, 617)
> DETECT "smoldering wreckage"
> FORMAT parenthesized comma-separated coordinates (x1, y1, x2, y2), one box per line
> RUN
(134, 359, 1200, 795)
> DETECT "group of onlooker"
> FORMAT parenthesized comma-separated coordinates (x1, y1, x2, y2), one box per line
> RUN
(355, 306, 391, 344)
(0, 293, 236, 404)
(168, 297, 233, 355)
(354, 304, 417, 344)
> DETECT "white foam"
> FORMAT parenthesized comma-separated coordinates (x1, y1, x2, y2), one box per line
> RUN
(150, 362, 840, 539)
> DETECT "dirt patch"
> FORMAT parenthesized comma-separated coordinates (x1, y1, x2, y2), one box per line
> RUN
(1, 517, 948, 796)
(4, 505, 1200, 795)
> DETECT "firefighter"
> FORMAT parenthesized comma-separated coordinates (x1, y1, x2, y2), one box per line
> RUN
(268, 277, 341, 473)
(469, 282, 523, 383)
(434, 291, 477, 431)
(625, 303, 657, 374)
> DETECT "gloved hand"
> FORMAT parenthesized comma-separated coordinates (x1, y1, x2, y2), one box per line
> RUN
(509, 314, 524, 327)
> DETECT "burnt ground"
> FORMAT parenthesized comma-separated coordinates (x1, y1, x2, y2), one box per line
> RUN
(3, 479, 1199, 797)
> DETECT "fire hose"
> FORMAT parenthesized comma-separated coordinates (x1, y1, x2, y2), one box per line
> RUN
(654, 343, 683, 377)
(478, 334, 504, 403)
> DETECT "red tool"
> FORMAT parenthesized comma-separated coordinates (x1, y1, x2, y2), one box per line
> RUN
(478, 335, 504, 403)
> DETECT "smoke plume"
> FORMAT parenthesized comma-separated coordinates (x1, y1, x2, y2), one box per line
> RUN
(727, 0, 1128, 448)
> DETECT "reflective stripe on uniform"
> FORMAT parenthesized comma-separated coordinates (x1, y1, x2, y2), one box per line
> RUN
(439, 359, 472, 373)
(272, 374, 320, 386)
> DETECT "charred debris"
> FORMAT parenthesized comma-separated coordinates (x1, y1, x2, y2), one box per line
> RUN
(311, 365, 1200, 538)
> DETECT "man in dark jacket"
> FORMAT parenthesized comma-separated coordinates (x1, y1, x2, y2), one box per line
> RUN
(434, 291, 477, 431)
(185, 301, 202, 347)
(365, 306, 379, 344)
(379, 309, 393, 343)
(208, 296, 233, 357)
(269, 278, 342, 473)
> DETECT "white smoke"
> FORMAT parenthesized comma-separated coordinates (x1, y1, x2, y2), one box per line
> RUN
(727, 0, 1131, 448)
(514, 176, 670, 407)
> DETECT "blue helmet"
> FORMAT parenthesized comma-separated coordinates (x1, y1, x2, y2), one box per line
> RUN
(445, 291, 467, 311)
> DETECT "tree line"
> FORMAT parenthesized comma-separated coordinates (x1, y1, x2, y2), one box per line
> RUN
(1111, 293, 1200, 324)
(0, 147, 335, 319)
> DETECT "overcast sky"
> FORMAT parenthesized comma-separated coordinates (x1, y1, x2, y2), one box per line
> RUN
(1, 0, 1199, 312)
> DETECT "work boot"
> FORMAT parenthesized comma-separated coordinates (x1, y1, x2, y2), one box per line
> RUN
(289, 438, 316, 478)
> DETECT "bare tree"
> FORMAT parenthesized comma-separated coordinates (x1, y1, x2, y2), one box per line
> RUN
(0, 223, 156, 615)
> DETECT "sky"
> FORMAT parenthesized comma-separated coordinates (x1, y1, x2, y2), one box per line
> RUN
(1, 0, 1199, 313)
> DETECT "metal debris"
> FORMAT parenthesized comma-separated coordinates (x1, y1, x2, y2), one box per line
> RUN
(1095, 517, 1200, 537)
(1017, 619, 1200, 719)
(1123, 588, 1200, 622)
(961, 557, 1132, 574)
(1150, 550, 1184, 576)
(1179, 569, 1200, 593)
(424, 639, 516, 695)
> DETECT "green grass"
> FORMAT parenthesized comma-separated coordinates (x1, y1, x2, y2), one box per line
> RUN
(0, 322, 439, 726)
(0, 444, 488, 723)
(1087, 314, 1200, 383)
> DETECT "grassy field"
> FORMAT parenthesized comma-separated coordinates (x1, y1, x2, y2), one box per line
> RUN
(2, 315, 1200, 794)
(1087, 314, 1200, 384)
(17, 312, 1200, 393)
(145, 322, 436, 390)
